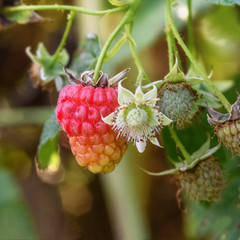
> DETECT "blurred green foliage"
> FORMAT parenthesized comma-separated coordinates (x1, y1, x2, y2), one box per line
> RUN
(205, 0, 240, 5)
(0, 169, 37, 239)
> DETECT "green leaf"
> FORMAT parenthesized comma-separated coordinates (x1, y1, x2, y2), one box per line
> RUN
(0, 169, 37, 239)
(37, 110, 61, 169)
(26, 42, 69, 89)
(70, 33, 101, 74)
(204, 0, 240, 6)
(190, 135, 210, 160)
(197, 89, 222, 109)
(5, 10, 37, 24)
(0, 2, 48, 30)
(215, 80, 234, 92)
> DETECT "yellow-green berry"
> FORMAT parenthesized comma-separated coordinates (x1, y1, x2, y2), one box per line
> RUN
(177, 157, 225, 202)
(215, 120, 240, 155)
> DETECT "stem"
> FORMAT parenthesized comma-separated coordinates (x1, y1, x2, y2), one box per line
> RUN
(165, 8, 183, 71)
(187, 0, 195, 68)
(166, 0, 231, 112)
(125, 24, 150, 85)
(51, 11, 75, 67)
(169, 126, 192, 164)
(104, 35, 127, 62)
(2, 4, 127, 16)
(93, 0, 142, 83)
(165, 14, 174, 70)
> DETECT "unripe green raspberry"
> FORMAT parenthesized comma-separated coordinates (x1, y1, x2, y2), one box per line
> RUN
(207, 97, 240, 156)
(157, 82, 199, 129)
(176, 157, 224, 202)
(215, 120, 240, 155)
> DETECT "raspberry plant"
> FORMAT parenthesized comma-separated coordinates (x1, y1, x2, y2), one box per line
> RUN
(0, 0, 240, 239)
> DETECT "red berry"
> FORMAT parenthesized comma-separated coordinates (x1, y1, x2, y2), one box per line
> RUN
(56, 83, 127, 173)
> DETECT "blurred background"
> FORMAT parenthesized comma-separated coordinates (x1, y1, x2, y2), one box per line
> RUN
(0, 0, 240, 239)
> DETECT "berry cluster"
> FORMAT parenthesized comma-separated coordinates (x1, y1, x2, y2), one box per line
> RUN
(55, 64, 233, 203)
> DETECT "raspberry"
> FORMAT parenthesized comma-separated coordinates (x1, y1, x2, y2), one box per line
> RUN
(56, 70, 128, 173)
(176, 157, 225, 202)
(215, 121, 240, 155)
(207, 97, 240, 156)
(157, 82, 199, 129)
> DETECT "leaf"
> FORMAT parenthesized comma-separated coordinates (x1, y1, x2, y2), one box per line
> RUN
(0, 1, 49, 30)
(26, 42, 69, 88)
(190, 135, 210, 160)
(70, 33, 101, 74)
(197, 89, 222, 109)
(204, 0, 240, 6)
(4, 10, 45, 24)
(215, 80, 234, 92)
(37, 109, 61, 169)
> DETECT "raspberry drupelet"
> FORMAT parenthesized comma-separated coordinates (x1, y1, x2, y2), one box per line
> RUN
(56, 69, 129, 173)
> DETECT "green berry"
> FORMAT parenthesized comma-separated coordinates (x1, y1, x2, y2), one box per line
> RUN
(207, 97, 240, 156)
(176, 157, 225, 202)
(157, 82, 199, 129)
(215, 120, 240, 155)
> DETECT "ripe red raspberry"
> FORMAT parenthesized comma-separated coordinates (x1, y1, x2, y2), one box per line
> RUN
(56, 70, 128, 173)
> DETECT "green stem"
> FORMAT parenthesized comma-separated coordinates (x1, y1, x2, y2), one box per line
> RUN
(104, 35, 127, 62)
(165, 14, 174, 70)
(125, 24, 150, 85)
(51, 11, 75, 67)
(2, 4, 127, 15)
(93, 0, 142, 83)
(169, 126, 192, 164)
(165, 8, 183, 71)
(166, 0, 231, 112)
(187, 0, 195, 68)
